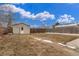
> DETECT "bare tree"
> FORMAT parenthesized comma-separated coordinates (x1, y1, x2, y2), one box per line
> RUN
(6, 14, 13, 33)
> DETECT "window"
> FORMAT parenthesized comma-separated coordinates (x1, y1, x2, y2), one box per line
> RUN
(21, 27, 23, 30)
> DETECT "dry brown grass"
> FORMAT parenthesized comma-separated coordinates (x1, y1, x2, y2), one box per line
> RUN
(0, 34, 77, 56)
(31, 33, 79, 44)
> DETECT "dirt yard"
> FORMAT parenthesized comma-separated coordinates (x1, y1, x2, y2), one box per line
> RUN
(0, 34, 79, 56)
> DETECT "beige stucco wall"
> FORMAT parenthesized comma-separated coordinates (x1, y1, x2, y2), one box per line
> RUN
(12, 24, 30, 34)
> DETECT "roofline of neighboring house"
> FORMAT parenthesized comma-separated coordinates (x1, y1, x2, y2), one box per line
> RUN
(12, 23, 30, 27)
(55, 23, 79, 27)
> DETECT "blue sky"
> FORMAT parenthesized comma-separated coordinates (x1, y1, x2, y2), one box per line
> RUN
(0, 3, 79, 28)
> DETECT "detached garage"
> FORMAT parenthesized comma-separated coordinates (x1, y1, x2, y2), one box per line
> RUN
(12, 23, 30, 34)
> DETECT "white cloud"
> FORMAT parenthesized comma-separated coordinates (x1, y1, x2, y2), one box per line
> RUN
(57, 14, 75, 24)
(32, 11, 55, 21)
(0, 4, 55, 21)
(0, 4, 31, 17)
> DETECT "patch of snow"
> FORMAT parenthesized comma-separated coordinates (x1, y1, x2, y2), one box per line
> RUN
(66, 45, 76, 49)
(58, 43, 76, 49)
(34, 37, 42, 41)
(42, 40, 53, 43)
(58, 43, 66, 46)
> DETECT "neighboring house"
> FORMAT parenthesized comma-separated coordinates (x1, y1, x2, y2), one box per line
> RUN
(12, 23, 30, 34)
(53, 24, 79, 33)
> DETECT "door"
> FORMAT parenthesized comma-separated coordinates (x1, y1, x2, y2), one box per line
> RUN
(20, 27, 24, 34)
